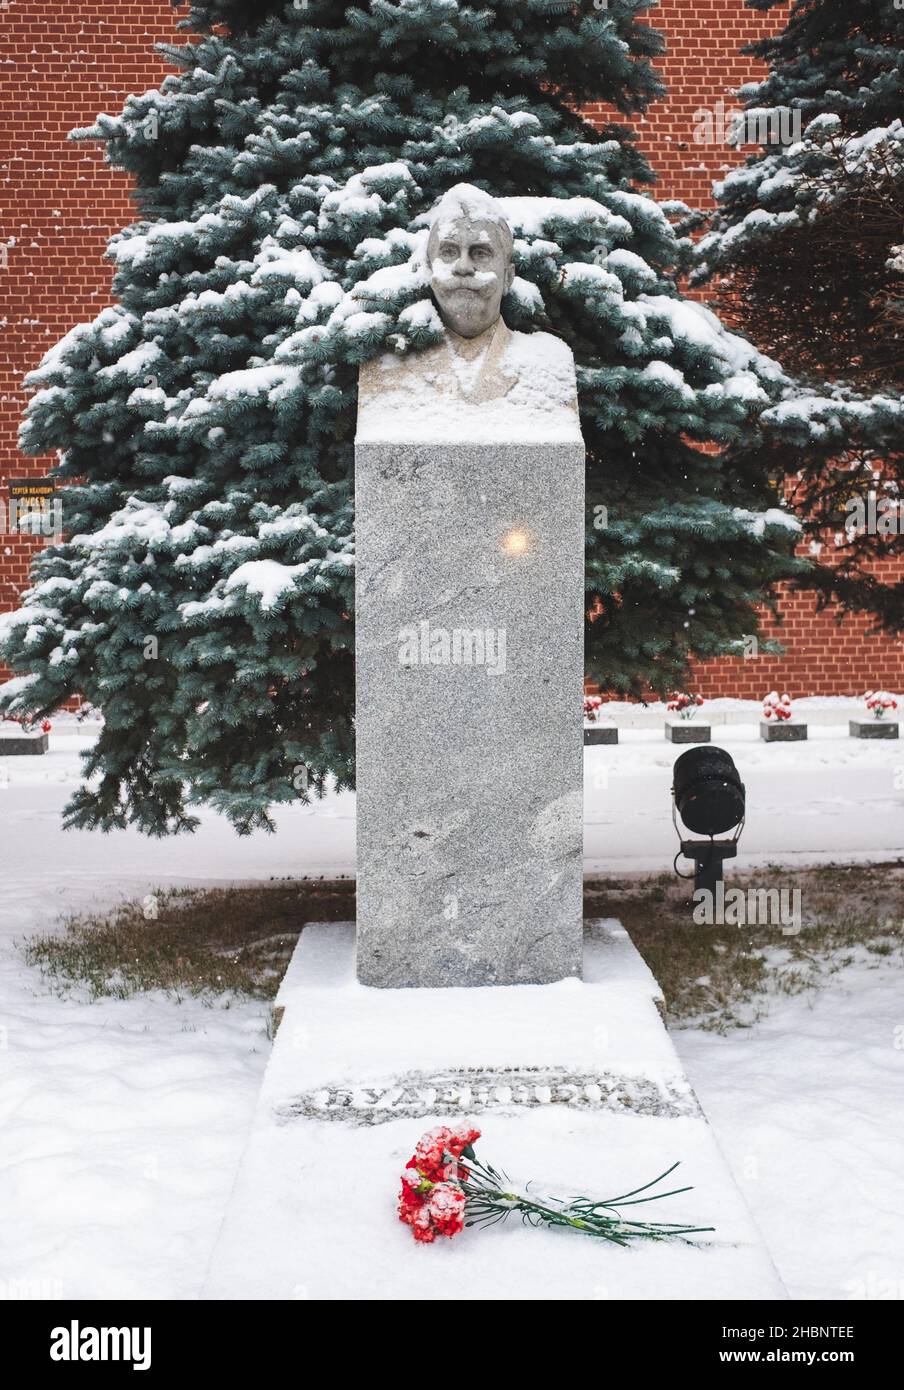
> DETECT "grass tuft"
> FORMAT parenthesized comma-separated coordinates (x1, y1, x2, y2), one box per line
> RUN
(21, 865, 904, 1030)
(586, 862, 904, 1031)
(24, 879, 355, 1002)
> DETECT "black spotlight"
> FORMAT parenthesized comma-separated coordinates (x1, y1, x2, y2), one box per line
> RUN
(672, 746, 746, 894)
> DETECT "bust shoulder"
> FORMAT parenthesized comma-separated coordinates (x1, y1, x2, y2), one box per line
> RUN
(499, 328, 578, 411)
(505, 328, 575, 364)
(357, 321, 580, 444)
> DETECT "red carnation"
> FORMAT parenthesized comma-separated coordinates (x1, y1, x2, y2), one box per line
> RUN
(407, 1125, 480, 1182)
(398, 1126, 482, 1242)
(398, 1176, 426, 1225)
(426, 1183, 466, 1238)
(398, 1178, 467, 1243)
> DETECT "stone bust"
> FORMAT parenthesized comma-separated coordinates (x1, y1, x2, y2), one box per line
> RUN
(357, 184, 580, 440)
(426, 186, 516, 341)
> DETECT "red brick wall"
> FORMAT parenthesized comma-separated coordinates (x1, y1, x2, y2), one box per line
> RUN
(1, 0, 901, 699)
(632, 0, 904, 698)
(0, 1, 180, 631)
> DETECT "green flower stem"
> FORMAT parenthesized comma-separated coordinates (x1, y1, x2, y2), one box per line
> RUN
(460, 1153, 715, 1247)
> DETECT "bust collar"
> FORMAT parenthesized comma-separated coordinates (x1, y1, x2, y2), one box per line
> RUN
(442, 318, 517, 401)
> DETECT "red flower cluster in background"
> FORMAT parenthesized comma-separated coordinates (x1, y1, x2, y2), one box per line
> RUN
(583, 693, 603, 723)
(667, 691, 704, 720)
(398, 1125, 481, 1243)
(762, 691, 792, 721)
(865, 690, 897, 719)
(1, 716, 52, 733)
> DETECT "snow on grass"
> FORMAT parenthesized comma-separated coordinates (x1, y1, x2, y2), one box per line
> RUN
(0, 952, 269, 1299)
(675, 955, 904, 1300)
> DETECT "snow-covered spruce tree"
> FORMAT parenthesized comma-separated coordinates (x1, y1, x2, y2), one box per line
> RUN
(0, 0, 800, 834)
(695, 0, 904, 629)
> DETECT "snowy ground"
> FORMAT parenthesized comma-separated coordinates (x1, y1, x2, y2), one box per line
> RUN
(1, 711, 902, 1298)
(0, 972, 268, 1300)
(675, 956, 904, 1302)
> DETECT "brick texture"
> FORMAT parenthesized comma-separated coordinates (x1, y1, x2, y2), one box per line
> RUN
(1, 0, 901, 699)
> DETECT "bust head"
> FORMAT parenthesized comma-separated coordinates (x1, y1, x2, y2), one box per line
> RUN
(426, 184, 515, 339)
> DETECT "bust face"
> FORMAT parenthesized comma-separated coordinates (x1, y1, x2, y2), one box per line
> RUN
(428, 216, 515, 339)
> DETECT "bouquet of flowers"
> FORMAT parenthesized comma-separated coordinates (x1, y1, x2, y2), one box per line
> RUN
(583, 693, 603, 724)
(865, 690, 897, 720)
(666, 692, 704, 721)
(762, 691, 792, 721)
(398, 1124, 712, 1247)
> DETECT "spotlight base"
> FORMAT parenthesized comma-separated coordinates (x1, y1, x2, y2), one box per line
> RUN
(680, 839, 738, 896)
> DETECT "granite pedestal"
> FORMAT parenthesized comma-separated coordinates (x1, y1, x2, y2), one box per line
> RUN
(355, 433, 584, 988)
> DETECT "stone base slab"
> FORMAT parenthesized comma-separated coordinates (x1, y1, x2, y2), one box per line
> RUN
(584, 723, 618, 745)
(665, 722, 711, 744)
(204, 922, 785, 1301)
(0, 732, 48, 756)
(849, 720, 898, 739)
(760, 721, 807, 742)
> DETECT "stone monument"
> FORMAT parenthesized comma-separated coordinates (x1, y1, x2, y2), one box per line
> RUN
(355, 184, 585, 988)
(205, 192, 787, 1295)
